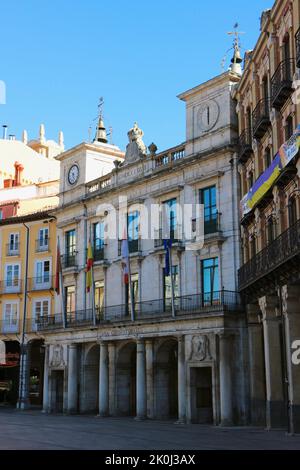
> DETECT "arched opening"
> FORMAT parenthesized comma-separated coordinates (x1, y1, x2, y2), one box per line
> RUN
(155, 339, 178, 419)
(28, 339, 45, 407)
(0, 340, 20, 406)
(81, 344, 99, 413)
(116, 342, 136, 416)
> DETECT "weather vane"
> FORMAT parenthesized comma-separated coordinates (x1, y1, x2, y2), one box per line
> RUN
(98, 96, 104, 119)
(221, 23, 245, 72)
(227, 23, 245, 50)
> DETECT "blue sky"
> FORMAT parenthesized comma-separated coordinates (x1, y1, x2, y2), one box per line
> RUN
(0, 0, 272, 153)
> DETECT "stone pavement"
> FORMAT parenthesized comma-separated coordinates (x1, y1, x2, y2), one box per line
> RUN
(0, 408, 300, 450)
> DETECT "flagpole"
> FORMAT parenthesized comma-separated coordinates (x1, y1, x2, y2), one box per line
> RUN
(89, 226, 96, 326)
(57, 236, 66, 328)
(168, 242, 176, 318)
(127, 247, 135, 322)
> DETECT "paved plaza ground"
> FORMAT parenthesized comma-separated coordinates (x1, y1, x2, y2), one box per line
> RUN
(0, 408, 300, 450)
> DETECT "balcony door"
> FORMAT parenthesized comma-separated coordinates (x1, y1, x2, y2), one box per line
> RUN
(65, 229, 76, 264)
(9, 233, 19, 254)
(200, 186, 218, 235)
(5, 264, 20, 292)
(37, 228, 49, 251)
(201, 258, 219, 305)
(35, 260, 51, 287)
(3, 302, 19, 333)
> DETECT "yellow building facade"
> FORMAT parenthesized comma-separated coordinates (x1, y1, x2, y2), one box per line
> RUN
(0, 211, 57, 407)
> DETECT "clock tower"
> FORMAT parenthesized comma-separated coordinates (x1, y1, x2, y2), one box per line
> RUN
(55, 112, 124, 206)
(178, 69, 241, 158)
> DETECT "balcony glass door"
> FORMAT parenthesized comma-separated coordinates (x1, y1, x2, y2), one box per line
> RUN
(3, 303, 18, 333)
(5, 264, 20, 291)
(35, 260, 50, 287)
(200, 186, 217, 235)
(38, 228, 49, 251)
(201, 258, 219, 305)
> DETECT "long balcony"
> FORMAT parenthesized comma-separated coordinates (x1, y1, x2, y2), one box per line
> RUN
(239, 217, 300, 293)
(0, 279, 22, 294)
(270, 59, 295, 110)
(35, 238, 50, 253)
(252, 98, 271, 139)
(238, 128, 253, 163)
(296, 28, 300, 68)
(28, 276, 55, 292)
(0, 320, 20, 334)
(35, 290, 242, 331)
(118, 239, 141, 256)
(62, 252, 77, 269)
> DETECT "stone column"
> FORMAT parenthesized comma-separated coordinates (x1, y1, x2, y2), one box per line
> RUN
(177, 336, 186, 423)
(219, 332, 233, 426)
(108, 342, 116, 416)
(247, 304, 266, 425)
(259, 295, 286, 429)
(42, 345, 50, 413)
(282, 285, 300, 434)
(136, 339, 147, 420)
(17, 342, 30, 410)
(67, 344, 78, 414)
(146, 339, 154, 419)
(99, 342, 109, 417)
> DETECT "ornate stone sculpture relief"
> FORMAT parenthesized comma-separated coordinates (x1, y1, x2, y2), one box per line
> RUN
(189, 335, 212, 361)
(50, 345, 65, 368)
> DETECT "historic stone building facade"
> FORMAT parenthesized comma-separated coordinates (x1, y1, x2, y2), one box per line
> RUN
(236, 0, 300, 432)
(36, 68, 248, 426)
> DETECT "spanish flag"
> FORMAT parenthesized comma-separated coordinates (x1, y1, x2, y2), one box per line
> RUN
(86, 240, 94, 293)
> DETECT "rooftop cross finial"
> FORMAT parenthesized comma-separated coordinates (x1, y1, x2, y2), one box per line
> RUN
(227, 23, 244, 75)
(227, 23, 244, 50)
(98, 96, 104, 119)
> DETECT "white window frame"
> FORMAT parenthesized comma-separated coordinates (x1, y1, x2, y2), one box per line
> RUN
(34, 258, 51, 288)
(2, 301, 19, 333)
(37, 227, 49, 251)
(32, 297, 50, 330)
(8, 232, 20, 254)
(5, 263, 21, 292)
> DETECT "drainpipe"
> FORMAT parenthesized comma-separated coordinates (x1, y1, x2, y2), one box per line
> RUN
(17, 222, 30, 409)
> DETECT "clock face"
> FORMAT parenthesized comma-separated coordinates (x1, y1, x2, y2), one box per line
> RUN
(68, 164, 79, 185)
(197, 100, 220, 132)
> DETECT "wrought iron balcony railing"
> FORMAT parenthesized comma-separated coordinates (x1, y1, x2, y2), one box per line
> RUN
(154, 228, 183, 248)
(62, 252, 77, 269)
(239, 217, 300, 291)
(270, 59, 295, 110)
(0, 279, 22, 294)
(0, 320, 20, 334)
(238, 128, 253, 163)
(28, 276, 55, 292)
(296, 28, 300, 68)
(35, 290, 242, 331)
(252, 98, 271, 139)
(204, 212, 221, 236)
(118, 239, 141, 256)
(6, 243, 20, 256)
(35, 238, 50, 253)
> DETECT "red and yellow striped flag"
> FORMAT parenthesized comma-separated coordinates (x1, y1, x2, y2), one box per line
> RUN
(86, 240, 94, 293)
